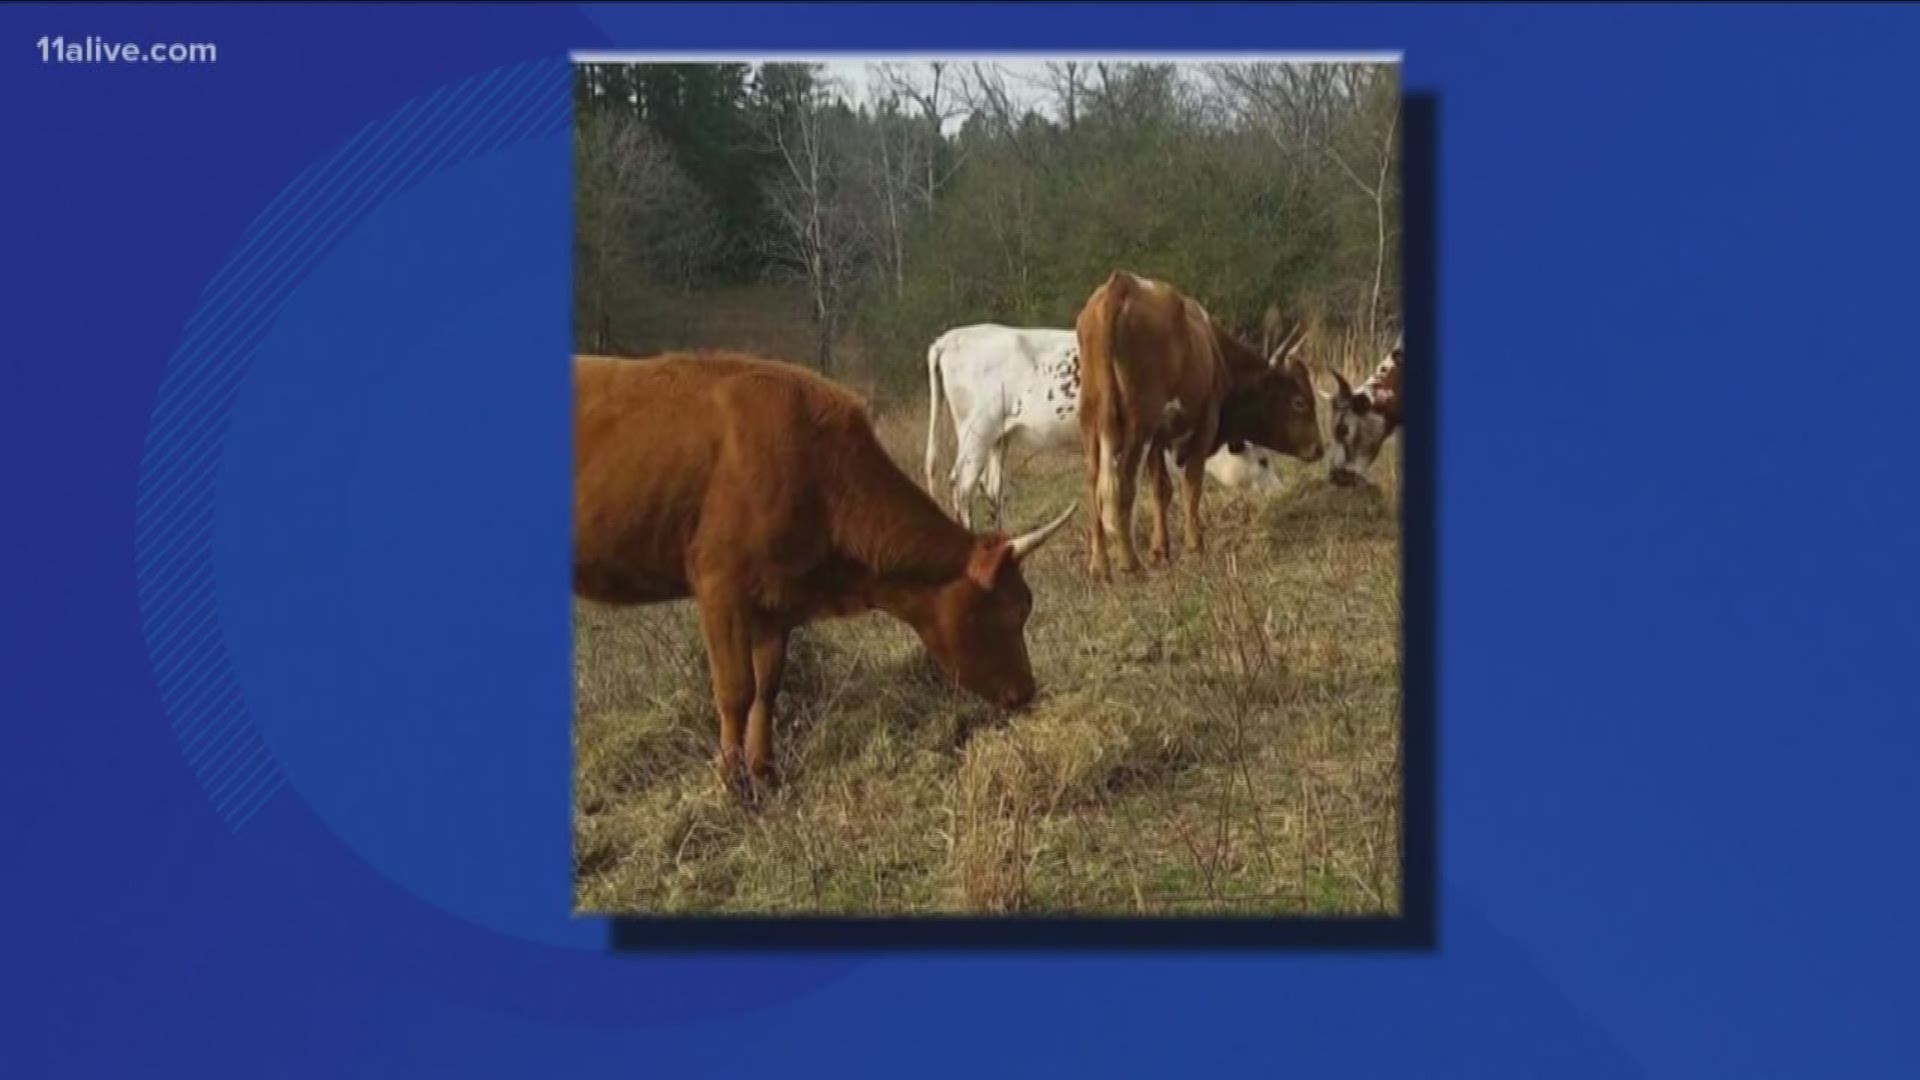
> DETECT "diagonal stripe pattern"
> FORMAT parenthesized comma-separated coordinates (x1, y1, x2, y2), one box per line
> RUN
(135, 58, 571, 832)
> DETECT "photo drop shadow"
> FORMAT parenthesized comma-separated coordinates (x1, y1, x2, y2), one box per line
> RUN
(602, 89, 1440, 954)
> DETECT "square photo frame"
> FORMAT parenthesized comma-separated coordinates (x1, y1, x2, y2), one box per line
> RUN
(568, 51, 1431, 948)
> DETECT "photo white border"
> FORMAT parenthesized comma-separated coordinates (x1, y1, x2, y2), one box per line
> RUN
(571, 51, 1404, 64)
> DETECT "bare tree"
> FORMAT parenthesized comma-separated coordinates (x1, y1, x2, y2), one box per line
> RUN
(573, 109, 721, 351)
(875, 61, 968, 208)
(1086, 62, 1191, 127)
(1030, 61, 1090, 130)
(1211, 63, 1400, 334)
(757, 73, 874, 373)
(961, 62, 1023, 145)
(959, 61, 1076, 174)
(859, 88, 925, 300)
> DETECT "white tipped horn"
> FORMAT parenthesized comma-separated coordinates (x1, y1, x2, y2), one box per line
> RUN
(1268, 321, 1308, 367)
(1288, 324, 1311, 359)
(1008, 503, 1077, 562)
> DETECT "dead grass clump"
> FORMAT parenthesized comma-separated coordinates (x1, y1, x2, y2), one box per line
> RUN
(951, 737, 1036, 912)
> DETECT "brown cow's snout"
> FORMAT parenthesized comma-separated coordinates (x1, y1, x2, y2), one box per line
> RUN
(1002, 682, 1036, 711)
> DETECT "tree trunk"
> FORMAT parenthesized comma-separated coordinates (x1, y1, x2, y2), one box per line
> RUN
(889, 186, 904, 299)
(923, 118, 938, 210)
(880, 125, 904, 297)
(812, 269, 832, 374)
(815, 300, 833, 374)
(1368, 193, 1385, 338)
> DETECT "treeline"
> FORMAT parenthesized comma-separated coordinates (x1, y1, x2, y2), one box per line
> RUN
(574, 60, 1399, 395)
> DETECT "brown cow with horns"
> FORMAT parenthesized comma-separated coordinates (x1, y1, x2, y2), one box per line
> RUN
(573, 352, 1075, 798)
(1075, 270, 1325, 579)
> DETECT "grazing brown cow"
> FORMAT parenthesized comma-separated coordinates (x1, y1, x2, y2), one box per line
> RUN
(1074, 271, 1325, 578)
(1326, 332, 1404, 485)
(574, 352, 1074, 797)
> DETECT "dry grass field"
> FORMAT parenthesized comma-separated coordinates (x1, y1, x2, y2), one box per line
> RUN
(573, 328, 1403, 917)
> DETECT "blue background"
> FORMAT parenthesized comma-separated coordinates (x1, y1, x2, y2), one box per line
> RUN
(3, 2, 1916, 1075)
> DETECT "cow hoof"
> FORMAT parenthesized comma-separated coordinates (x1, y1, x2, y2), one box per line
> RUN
(741, 773, 779, 810)
(718, 767, 780, 810)
(716, 757, 754, 802)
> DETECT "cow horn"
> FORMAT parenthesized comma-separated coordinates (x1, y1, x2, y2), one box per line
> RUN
(1008, 504, 1077, 561)
(1269, 322, 1307, 368)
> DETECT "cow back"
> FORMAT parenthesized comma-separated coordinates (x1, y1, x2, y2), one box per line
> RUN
(1079, 273, 1226, 429)
(573, 352, 853, 604)
(575, 351, 972, 615)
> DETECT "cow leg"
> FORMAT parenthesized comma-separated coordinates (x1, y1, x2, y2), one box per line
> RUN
(1145, 440, 1175, 567)
(1110, 438, 1148, 575)
(694, 589, 755, 800)
(744, 624, 789, 796)
(1083, 432, 1111, 580)
(950, 448, 985, 529)
(985, 437, 1008, 529)
(1180, 451, 1209, 557)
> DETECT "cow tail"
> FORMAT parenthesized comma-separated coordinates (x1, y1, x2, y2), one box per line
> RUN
(1096, 274, 1134, 539)
(1104, 272, 1134, 429)
(924, 336, 946, 492)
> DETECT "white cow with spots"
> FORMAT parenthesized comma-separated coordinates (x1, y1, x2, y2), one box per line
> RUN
(924, 324, 1286, 528)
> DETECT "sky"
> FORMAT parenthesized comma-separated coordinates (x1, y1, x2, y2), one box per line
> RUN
(817, 60, 1057, 133)
(810, 57, 1395, 134)
(571, 55, 1399, 133)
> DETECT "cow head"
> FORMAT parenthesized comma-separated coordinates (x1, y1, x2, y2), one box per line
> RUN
(1325, 339, 1402, 484)
(916, 505, 1076, 711)
(1219, 329, 1326, 464)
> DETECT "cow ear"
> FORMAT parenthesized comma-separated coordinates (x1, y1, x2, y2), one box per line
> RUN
(1329, 370, 1354, 402)
(1226, 437, 1247, 454)
(966, 537, 1015, 590)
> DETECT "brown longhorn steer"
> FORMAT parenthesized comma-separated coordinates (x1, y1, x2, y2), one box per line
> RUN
(1074, 271, 1325, 579)
(574, 352, 1074, 797)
